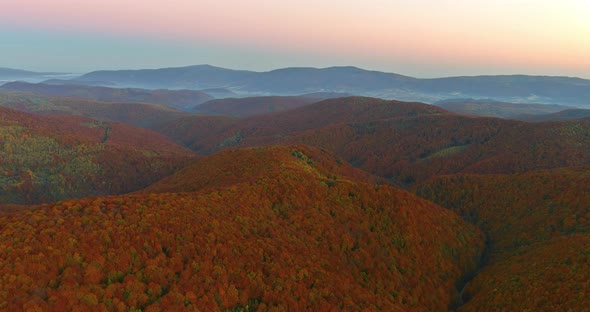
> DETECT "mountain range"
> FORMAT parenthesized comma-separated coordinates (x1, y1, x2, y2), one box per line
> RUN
(8, 64, 586, 107)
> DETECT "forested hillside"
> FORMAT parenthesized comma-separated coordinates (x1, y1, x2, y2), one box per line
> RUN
(0, 146, 484, 311)
(2, 93, 589, 310)
(0, 107, 193, 204)
(158, 97, 590, 187)
(416, 167, 590, 310)
(0, 91, 188, 128)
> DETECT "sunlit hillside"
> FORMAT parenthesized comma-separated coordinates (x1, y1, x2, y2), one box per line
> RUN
(0, 146, 484, 311)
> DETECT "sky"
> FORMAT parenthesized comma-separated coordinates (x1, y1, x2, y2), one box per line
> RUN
(1, 0, 589, 78)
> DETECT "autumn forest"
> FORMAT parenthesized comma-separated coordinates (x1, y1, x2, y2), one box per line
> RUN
(1, 82, 590, 311)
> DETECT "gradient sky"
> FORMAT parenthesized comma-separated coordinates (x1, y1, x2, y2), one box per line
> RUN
(1, 0, 589, 78)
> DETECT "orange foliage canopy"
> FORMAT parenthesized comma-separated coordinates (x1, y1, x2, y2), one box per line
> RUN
(416, 167, 590, 310)
(158, 97, 590, 188)
(0, 106, 194, 204)
(0, 146, 484, 311)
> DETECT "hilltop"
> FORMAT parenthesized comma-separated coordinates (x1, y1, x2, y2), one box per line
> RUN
(435, 98, 573, 119)
(140, 145, 383, 194)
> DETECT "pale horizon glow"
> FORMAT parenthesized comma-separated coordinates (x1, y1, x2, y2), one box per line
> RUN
(1, 0, 589, 78)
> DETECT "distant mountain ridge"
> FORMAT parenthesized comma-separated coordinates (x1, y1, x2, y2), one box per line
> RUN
(75, 64, 254, 89)
(0, 68, 60, 77)
(64, 65, 590, 107)
(0, 67, 77, 84)
(0, 81, 213, 111)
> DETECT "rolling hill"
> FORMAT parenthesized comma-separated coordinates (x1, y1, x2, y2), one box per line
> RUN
(197, 87, 238, 99)
(0, 82, 213, 111)
(515, 108, 590, 122)
(152, 114, 240, 151)
(0, 145, 484, 311)
(435, 99, 573, 118)
(140, 145, 384, 194)
(0, 91, 188, 128)
(0, 106, 194, 204)
(299, 91, 353, 99)
(193, 96, 321, 117)
(158, 96, 590, 187)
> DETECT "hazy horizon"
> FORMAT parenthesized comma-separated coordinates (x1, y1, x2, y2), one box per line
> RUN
(2, 0, 589, 79)
(4, 63, 590, 81)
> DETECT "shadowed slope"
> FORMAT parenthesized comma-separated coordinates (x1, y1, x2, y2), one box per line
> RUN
(515, 108, 590, 122)
(416, 167, 590, 310)
(457, 234, 590, 311)
(193, 96, 320, 117)
(436, 99, 572, 118)
(152, 114, 240, 151)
